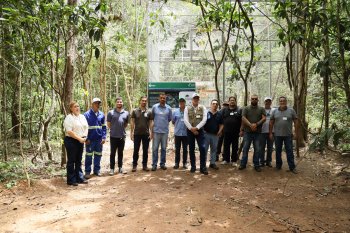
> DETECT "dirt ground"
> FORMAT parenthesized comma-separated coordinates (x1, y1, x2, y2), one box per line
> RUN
(1, 137, 349, 233)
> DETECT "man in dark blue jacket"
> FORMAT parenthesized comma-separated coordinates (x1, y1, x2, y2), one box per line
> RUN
(84, 98, 107, 178)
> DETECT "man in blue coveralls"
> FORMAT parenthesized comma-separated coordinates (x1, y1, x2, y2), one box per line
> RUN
(84, 98, 107, 179)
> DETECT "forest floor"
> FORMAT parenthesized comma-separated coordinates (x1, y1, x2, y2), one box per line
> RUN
(0, 136, 349, 233)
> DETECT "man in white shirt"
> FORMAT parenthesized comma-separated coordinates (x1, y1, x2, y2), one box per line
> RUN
(184, 93, 208, 175)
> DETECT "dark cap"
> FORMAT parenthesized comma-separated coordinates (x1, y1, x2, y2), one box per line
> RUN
(222, 101, 229, 106)
(179, 98, 186, 102)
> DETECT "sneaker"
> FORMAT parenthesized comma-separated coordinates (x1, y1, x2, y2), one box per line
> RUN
(94, 172, 101, 177)
(254, 166, 262, 172)
(109, 169, 115, 176)
(143, 166, 150, 171)
(173, 164, 179, 169)
(151, 166, 157, 171)
(183, 164, 188, 169)
(200, 168, 209, 175)
(119, 167, 127, 174)
(132, 166, 137, 172)
(160, 165, 167, 170)
(209, 164, 219, 170)
(221, 161, 228, 165)
(266, 162, 272, 167)
(290, 168, 298, 174)
(190, 167, 196, 173)
(232, 162, 238, 167)
(78, 179, 88, 184)
(238, 165, 246, 170)
(84, 174, 91, 179)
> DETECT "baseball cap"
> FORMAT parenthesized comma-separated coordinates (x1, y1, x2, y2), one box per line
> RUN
(264, 97, 272, 101)
(92, 97, 101, 103)
(192, 93, 200, 98)
(222, 101, 229, 106)
(179, 98, 186, 102)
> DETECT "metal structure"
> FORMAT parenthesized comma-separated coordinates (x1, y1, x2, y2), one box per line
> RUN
(147, 0, 297, 106)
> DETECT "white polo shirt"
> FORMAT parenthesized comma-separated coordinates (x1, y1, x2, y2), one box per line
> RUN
(63, 114, 89, 137)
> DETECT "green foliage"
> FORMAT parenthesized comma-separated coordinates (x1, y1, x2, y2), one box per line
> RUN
(0, 160, 23, 188)
(310, 127, 350, 152)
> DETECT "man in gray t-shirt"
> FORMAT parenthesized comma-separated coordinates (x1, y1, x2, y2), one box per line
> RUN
(107, 97, 129, 175)
(239, 94, 266, 172)
(269, 96, 298, 174)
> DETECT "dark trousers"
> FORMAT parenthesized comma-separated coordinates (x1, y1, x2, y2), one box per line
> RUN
(223, 132, 240, 163)
(110, 137, 125, 169)
(260, 133, 273, 164)
(132, 135, 150, 167)
(64, 136, 84, 184)
(175, 135, 188, 165)
(216, 134, 224, 160)
(187, 129, 206, 170)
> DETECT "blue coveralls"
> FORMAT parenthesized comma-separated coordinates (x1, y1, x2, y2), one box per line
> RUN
(84, 109, 107, 175)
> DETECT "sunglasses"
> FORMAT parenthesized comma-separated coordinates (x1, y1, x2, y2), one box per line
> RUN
(251, 98, 258, 100)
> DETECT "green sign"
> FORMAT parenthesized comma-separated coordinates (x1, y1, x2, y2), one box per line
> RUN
(148, 82, 196, 90)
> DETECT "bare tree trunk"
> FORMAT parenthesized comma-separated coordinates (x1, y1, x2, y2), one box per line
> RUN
(18, 37, 30, 187)
(61, 0, 77, 167)
(100, 39, 108, 114)
(1, 50, 8, 161)
(121, 63, 133, 111)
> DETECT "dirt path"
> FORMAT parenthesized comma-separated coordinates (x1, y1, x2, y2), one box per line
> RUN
(1, 144, 349, 233)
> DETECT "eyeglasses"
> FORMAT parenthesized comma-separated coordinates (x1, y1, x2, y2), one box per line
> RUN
(212, 102, 218, 105)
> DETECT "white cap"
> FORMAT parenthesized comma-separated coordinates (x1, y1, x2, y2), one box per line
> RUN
(264, 97, 272, 101)
(192, 93, 200, 98)
(92, 97, 101, 103)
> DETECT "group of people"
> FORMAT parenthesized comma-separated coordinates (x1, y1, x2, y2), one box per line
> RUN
(63, 93, 298, 186)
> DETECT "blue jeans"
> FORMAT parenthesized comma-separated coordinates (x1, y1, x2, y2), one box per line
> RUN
(175, 136, 188, 165)
(274, 136, 295, 170)
(205, 133, 219, 164)
(240, 132, 261, 167)
(187, 129, 207, 170)
(85, 139, 103, 174)
(152, 132, 168, 168)
(260, 133, 273, 165)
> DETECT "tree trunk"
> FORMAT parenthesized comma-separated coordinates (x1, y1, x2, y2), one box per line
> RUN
(61, 0, 77, 167)
(100, 39, 108, 115)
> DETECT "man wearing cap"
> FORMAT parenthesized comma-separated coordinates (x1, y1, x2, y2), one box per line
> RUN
(221, 96, 242, 167)
(150, 93, 172, 171)
(216, 101, 229, 161)
(172, 98, 188, 169)
(131, 96, 153, 172)
(239, 94, 266, 172)
(260, 97, 275, 167)
(204, 99, 223, 170)
(184, 93, 208, 175)
(84, 98, 107, 178)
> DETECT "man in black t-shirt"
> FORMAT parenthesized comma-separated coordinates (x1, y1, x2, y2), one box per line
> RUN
(216, 101, 229, 161)
(221, 96, 242, 166)
(130, 96, 153, 172)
